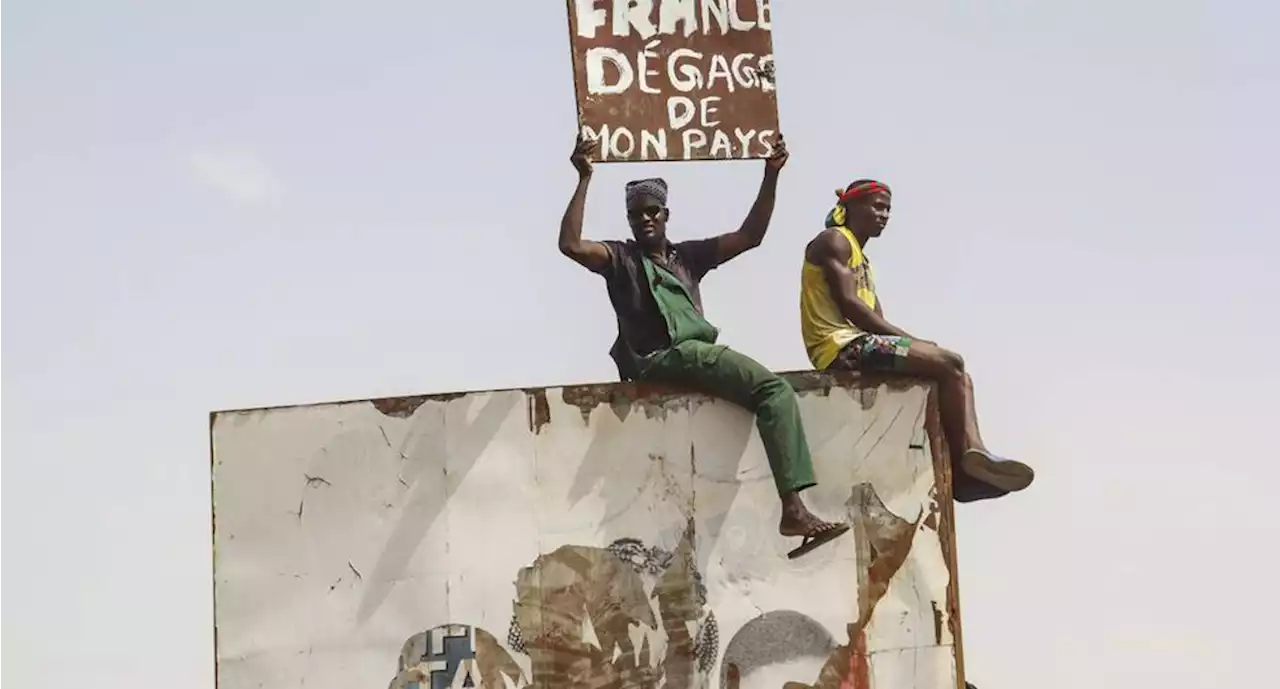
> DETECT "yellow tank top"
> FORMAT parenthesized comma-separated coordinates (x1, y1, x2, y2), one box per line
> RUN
(799, 225, 878, 370)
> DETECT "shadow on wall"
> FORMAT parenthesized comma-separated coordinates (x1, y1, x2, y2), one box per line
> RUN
(359, 392, 522, 624)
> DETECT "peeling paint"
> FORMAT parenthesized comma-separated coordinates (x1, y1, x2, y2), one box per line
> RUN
(845, 482, 922, 688)
(931, 601, 945, 646)
(389, 626, 526, 689)
(211, 372, 960, 689)
(527, 389, 551, 433)
(923, 492, 941, 532)
(560, 382, 685, 424)
(559, 383, 615, 423)
(848, 483, 920, 629)
(785, 371, 837, 398)
(921, 384, 967, 688)
(792, 622, 866, 689)
(370, 396, 429, 418)
(370, 391, 469, 418)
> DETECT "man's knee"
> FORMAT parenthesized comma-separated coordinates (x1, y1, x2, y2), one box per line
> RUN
(940, 348, 965, 374)
(757, 371, 792, 395)
(756, 374, 799, 408)
(907, 342, 966, 380)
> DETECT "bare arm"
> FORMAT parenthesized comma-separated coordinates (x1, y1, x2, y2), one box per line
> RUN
(557, 135, 610, 274)
(807, 229, 915, 338)
(708, 135, 790, 265)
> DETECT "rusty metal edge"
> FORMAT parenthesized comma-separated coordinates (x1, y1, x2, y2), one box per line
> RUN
(923, 384, 967, 689)
(208, 369, 917, 418)
(208, 411, 222, 689)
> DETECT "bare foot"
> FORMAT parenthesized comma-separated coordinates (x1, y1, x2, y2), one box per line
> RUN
(779, 501, 850, 559)
(779, 506, 841, 537)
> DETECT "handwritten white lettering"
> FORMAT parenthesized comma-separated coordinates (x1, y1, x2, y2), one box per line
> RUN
(640, 129, 669, 159)
(731, 53, 758, 88)
(658, 0, 697, 36)
(699, 96, 721, 127)
(728, 0, 754, 30)
(757, 0, 772, 30)
(581, 0, 772, 39)
(758, 129, 776, 155)
(667, 48, 704, 92)
(667, 96, 696, 129)
(610, 126, 637, 158)
(575, 0, 607, 38)
(585, 47, 633, 94)
(758, 54, 775, 92)
(710, 129, 733, 157)
(571, 0, 778, 160)
(701, 0, 729, 35)
(682, 129, 708, 159)
(612, 0, 656, 39)
(637, 40, 662, 94)
(706, 54, 734, 93)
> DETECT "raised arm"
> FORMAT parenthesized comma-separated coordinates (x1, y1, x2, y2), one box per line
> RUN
(708, 135, 790, 265)
(807, 229, 916, 338)
(558, 134, 611, 274)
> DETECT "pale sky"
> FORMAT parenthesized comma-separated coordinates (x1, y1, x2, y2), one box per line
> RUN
(3, 1, 1277, 688)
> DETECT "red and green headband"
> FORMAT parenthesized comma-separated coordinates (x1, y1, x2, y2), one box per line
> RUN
(835, 180, 891, 204)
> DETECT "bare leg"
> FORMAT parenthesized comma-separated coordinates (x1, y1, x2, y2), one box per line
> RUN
(900, 344, 1033, 493)
(938, 370, 986, 463)
(963, 373, 987, 449)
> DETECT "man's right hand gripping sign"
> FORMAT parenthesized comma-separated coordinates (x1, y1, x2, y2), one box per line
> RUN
(557, 131, 851, 560)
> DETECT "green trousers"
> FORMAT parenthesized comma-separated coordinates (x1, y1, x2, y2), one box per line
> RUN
(639, 340, 817, 496)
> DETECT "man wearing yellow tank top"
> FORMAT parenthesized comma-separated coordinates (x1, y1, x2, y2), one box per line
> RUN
(799, 180, 1035, 503)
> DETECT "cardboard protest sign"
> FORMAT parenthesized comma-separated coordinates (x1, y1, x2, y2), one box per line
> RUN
(565, 1, 780, 162)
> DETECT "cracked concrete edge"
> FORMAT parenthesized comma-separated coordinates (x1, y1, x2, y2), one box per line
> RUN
(207, 369, 933, 420)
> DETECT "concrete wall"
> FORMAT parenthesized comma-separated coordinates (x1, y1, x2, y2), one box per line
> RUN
(210, 372, 965, 688)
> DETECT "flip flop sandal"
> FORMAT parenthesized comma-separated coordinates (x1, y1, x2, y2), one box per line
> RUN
(786, 522, 851, 560)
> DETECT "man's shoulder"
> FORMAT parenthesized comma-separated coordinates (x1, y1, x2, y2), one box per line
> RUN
(597, 239, 637, 278)
(812, 227, 853, 256)
(817, 225, 850, 241)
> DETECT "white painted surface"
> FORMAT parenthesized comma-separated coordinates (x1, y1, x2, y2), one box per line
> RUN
(211, 378, 959, 688)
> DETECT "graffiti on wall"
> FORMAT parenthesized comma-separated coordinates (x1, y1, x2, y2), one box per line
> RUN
(387, 482, 933, 689)
(391, 524, 718, 688)
(387, 625, 526, 689)
(213, 380, 957, 689)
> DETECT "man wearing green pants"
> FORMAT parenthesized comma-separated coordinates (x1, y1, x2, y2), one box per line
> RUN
(557, 132, 848, 560)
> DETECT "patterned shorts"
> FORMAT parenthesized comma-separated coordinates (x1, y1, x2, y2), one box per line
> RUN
(830, 334, 914, 372)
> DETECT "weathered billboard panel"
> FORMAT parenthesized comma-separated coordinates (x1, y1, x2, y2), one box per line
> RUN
(565, 0, 780, 162)
(210, 372, 966, 688)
